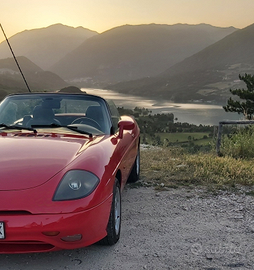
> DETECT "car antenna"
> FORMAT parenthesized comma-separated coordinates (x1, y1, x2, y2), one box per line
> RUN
(0, 23, 31, 92)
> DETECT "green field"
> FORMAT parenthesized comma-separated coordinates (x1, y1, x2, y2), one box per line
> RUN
(157, 132, 210, 142)
(142, 132, 213, 146)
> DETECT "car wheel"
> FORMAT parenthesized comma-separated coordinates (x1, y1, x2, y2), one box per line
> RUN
(100, 178, 121, 245)
(127, 147, 140, 183)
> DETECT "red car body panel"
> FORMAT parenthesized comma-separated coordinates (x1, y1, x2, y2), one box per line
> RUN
(0, 111, 140, 253)
(0, 195, 112, 253)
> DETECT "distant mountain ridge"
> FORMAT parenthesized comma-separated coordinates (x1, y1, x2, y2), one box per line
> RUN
(49, 23, 237, 85)
(0, 24, 98, 69)
(109, 23, 254, 103)
(0, 56, 67, 96)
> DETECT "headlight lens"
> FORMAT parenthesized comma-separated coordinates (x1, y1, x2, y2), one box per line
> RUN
(53, 170, 99, 201)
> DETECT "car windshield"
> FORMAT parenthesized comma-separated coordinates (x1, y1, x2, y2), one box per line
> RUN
(0, 93, 112, 135)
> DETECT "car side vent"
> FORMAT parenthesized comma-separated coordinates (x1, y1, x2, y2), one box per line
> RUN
(0, 211, 32, 215)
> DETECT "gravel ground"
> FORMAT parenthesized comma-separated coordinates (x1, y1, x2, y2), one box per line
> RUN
(1, 185, 254, 270)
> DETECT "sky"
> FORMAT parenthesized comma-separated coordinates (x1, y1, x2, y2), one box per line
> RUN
(1, 0, 254, 43)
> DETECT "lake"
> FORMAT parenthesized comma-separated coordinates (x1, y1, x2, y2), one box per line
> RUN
(83, 88, 240, 126)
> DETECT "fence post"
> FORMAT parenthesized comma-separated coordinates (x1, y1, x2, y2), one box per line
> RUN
(213, 125, 218, 138)
(216, 122, 223, 156)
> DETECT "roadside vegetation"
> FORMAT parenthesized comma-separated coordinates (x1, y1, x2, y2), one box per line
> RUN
(119, 106, 254, 190)
(140, 145, 254, 190)
(221, 125, 254, 159)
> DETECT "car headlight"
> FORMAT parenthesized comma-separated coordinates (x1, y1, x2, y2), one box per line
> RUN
(53, 170, 100, 201)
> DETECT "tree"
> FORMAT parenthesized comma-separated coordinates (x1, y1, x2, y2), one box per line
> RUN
(223, 74, 254, 120)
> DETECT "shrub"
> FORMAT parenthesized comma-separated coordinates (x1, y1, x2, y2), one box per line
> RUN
(221, 125, 254, 159)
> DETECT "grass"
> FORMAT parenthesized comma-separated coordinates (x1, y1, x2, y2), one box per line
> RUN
(139, 126, 254, 191)
(220, 126, 254, 158)
(143, 132, 212, 146)
(158, 132, 210, 142)
(140, 146, 254, 190)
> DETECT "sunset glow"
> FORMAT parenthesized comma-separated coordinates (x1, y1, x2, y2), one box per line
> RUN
(1, 0, 254, 43)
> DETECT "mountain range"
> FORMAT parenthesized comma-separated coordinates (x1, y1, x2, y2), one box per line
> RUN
(109, 23, 254, 103)
(0, 24, 98, 70)
(0, 56, 67, 98)
(0, 22, 251, 103)
(49, 24, 236, 85)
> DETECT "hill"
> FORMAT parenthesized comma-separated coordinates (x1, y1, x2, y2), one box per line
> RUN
(49, 24, 236, 85)
(0, 24, 98, 70)
(0, 56, 67, 98)
(109, 23, 254, 103)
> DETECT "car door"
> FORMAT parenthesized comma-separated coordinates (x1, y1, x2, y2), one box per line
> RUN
(107, 100, 138, 184)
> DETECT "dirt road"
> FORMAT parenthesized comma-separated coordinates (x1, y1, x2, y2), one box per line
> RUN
(1, 185, 254, 270)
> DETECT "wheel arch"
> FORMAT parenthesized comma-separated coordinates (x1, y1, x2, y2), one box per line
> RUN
(115, 170, 122, 187)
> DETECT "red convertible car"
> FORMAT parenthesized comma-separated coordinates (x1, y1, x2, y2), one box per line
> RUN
(0, 92, 140, 253)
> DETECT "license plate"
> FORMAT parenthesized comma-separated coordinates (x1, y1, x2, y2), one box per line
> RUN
(0, 222, 5, 239)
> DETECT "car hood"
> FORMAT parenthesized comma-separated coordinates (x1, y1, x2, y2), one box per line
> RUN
(0, 133, 95, 191)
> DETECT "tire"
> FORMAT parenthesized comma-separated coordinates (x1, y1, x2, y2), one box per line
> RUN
(127, 147, 140, 183)
(99, 178, 121, 245)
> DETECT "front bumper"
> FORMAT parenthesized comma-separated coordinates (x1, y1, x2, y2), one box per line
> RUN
(0, 195, 112, 254)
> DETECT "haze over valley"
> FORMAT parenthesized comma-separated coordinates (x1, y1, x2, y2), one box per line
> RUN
(110, 23, 254, 104)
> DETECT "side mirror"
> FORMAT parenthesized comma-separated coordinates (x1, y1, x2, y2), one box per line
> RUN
(118, 120, 135, 139)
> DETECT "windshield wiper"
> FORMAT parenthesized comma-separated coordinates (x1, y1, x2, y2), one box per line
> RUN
(30, 123, 93, 138)
(66, 125, 93, 138)
(0, 123, 37, 133)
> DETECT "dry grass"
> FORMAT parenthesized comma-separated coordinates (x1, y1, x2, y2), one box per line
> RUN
(140, 146, 254, 189)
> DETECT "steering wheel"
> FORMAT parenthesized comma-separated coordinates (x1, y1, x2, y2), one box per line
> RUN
(71, 117, 101, 130)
